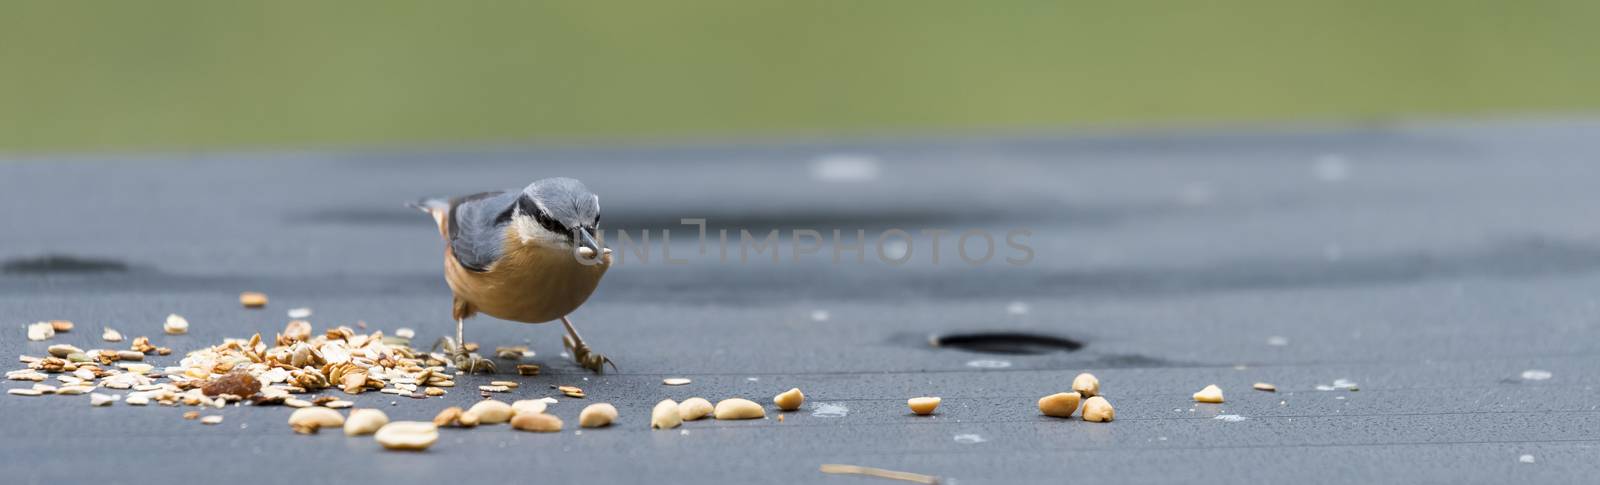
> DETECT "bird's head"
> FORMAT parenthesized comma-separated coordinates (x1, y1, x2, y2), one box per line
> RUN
(512, 177, 606, 260)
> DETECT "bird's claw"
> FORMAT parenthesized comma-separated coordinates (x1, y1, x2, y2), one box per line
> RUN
(435, 337, 495, 374)
(564, 334, 616, 373)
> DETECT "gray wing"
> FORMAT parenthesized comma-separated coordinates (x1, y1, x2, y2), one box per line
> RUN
(447, 190, 519, 272)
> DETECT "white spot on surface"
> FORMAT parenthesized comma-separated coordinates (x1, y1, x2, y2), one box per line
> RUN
(953, 434, 987, 444)
(1313, 155, 1350, 182)
(966, 359, 1012, 369)
(1213, 414, 1248, 422)
(810, 310, 830, 322)
(810, 154, 881, 183)
(1521, 369, 1553, 381)
(811, 402, 849, 418)
(1519, 454, 1536, 464)
(1267, 336, 1289, 346)
(287, 308, 312, 319)
(746, 377, 760, 382)
(1317, 378, 1360, 391)
(1005, 301, 1030, 315)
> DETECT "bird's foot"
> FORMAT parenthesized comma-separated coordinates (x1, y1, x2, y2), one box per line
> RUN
(563, 334, 616, 373)
(434, 337, 496, 374)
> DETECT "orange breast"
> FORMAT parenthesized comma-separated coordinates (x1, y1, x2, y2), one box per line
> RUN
(443, 232, 610, 324)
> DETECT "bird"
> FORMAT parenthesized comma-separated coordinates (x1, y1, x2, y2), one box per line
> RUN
(410, 177, 614, 373)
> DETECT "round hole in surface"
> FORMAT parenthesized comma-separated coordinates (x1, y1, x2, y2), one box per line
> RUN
(929, 332, 1084, 355)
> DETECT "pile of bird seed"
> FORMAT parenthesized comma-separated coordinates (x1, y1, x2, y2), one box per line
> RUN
(9, 313, 464, 409)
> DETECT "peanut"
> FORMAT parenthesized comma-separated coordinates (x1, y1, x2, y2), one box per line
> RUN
(907, 397, 941, 416)
(678, 397, 714, 421)
(288, 407, 345, 434)
(651, 399, 683, 429)
(511, 399, 547, 416)
(511, 412, 563, 432)
(344, 409, 390, 436)
(579, 403, 618, 428)
(774, 388, 805, 411)
(1072, 373, 1100, 398)
(714, 398, 766, 420)
(432, 407, 463, 427)
(467, 399, 513, 424)
(239, 292, 269, 308)
(458, 410, 481, 427)
(1037, 392, 1081, 418)
(1193, 384, 1225, 403)
(1082, 396, 1114, 422)
(374, 421, 439, 451)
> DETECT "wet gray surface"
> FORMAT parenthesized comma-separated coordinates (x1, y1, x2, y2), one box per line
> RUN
(4, 119, 1600, 484)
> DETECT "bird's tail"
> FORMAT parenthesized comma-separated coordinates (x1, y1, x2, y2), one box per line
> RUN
(407, 197, 449, 215)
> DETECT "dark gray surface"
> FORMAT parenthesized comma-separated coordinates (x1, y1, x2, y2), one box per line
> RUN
(4, 119, 1600, 484)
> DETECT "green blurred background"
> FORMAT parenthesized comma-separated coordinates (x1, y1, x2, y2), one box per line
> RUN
(3, 1, 1598, 154)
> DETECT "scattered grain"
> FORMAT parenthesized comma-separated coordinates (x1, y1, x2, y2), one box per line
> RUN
(558, 385, 585, 398)
(511, 399, 547, 416)
(1072, 373, 1100, 398)
(163, 314, 189, 335)
(652, 399, 683, 429)
(345, 409, 390, 435)
(27, 322, 54, 341)
(908, 397, 941, 416)
(678, 397, 714, 421)
(90, 393, 118, 406)
(8, 388, 43, 396)
(774, 388, 805, 411)
(289, 407, 345, 434)
(714, 398, 765, 420)
(1253, 382, 1277, 392)
(1193, 384, 1225, 403)
(516, 364, 541, 376)
(579, 403, 617, 428)
(1082, 396, 1115, 422)
(374, 421, 438, 451)
(511, 412, 563, 432)
(662, 378, 691, 386)
(432, 407, 464, 427)
(201, 415, 223, 425)
(467, 400, 513, 424)
(239, 292, 269, 308)
(1038, 392, 1082, 418)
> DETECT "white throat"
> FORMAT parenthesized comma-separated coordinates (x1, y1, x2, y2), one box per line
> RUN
(510, 213, 566, 246)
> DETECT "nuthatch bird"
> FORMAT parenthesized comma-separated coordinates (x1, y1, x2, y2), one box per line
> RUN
(410, 177, 614, 373)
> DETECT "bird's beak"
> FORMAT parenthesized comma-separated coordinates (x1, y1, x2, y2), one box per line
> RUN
(574, 227, 604, 262)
